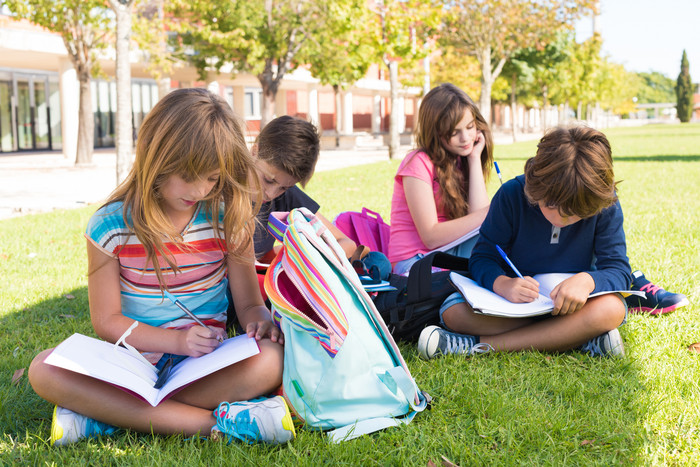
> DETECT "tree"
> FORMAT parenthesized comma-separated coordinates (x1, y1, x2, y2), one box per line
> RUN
(367, 0, 442, 158)
(171, 0, 362, 128)
(108, 0, 136, 185)
(428, 46, 481, 99)
(4, 0, 110, 165)
(676, 50, 693, 123)
(301, 0, 376, 146)
(132, 0, 174, 99)
(441, 0, 595, 124)
(636, 71, 675, 104)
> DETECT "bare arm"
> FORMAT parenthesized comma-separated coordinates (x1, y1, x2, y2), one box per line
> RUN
(465, 132, 490, 212)
(315, 211, 357, 258)
(87, 240, 222, 357)
(228, 243, 282, 343)
(403, 176, 489, 250)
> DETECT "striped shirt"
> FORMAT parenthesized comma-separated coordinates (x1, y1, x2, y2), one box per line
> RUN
(85, 201, 229, 331)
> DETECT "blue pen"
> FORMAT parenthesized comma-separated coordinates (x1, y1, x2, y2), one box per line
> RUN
(494, 161, 503, 185)
(496, 245, 524, 279)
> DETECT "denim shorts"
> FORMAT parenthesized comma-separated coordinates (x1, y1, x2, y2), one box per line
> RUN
(439, 291, 628, 328)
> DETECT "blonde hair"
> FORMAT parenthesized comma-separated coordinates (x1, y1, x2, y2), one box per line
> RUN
(104, 88, 261, 287)
(524, 126, 618, 218)
(414, 83, 493, 219)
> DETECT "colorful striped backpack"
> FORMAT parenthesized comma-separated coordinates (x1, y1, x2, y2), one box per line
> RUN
(264, 208, 429, 442)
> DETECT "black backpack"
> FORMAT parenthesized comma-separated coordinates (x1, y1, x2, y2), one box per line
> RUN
(371, 251, 470, 342)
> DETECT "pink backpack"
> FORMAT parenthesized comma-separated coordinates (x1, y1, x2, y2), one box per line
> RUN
(334, 208, 390, 254)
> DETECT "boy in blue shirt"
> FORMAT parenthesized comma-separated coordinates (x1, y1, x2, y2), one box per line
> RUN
(419, 126, 630, 359)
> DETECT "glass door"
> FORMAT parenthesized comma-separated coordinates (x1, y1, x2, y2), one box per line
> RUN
(0, 81, 12, 152)
(33, 78, 50, 149)
(16, 78, 33, 150)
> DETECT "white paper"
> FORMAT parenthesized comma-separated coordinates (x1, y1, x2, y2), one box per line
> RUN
(45, 333, 260, 406)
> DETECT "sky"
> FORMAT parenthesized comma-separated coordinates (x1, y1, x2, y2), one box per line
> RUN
(575, 0, 700, 81)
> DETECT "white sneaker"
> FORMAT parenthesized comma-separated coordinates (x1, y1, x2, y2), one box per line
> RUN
(212, 396, 296, 444)
(51, 406, 119, 446)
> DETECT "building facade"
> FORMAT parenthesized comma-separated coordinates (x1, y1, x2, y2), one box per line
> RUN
(0, 13, 418, 158)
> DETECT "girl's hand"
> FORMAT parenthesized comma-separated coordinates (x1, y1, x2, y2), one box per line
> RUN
(549, 273, 594, 316)
(493, 275, 540, 303)
(246, 320, 284, 344)
(178, 325, 222, 357)
(469, 130, 486, 160)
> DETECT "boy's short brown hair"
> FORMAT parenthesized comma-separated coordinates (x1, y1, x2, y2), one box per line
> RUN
(255, 115, 320, 186)
(524, 126, 618, 219)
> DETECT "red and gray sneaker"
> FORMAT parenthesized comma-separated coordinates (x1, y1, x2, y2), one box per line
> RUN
(626, 270, 689, 315)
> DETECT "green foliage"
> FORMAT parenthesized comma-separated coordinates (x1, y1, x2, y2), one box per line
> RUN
(675, 50, 694, 123)
(636, 71, 676, 104)
(367, 0, 442, 67)
(440, 0, 596, 115)
(427, 46, 482, 99)
(301, 0, 376, 90)
(2, 124, 700, 463)
(3, 0, 111, 77)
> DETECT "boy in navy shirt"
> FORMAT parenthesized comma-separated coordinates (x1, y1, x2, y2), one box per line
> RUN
(419, 126, 630, 359)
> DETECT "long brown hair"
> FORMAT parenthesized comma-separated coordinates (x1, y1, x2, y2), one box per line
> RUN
(414, 83, 493, 219)
(103, 88, 261, 286)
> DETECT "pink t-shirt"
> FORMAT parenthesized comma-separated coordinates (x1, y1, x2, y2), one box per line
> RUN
(388, 150, 449, 264)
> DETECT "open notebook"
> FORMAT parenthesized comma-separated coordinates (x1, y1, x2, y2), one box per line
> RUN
(449, 272, 644, 318)
(44, 333, 260, 406)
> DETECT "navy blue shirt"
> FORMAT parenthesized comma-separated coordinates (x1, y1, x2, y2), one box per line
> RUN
(470, 175, 631, 294)
(254, 186, 320, 258)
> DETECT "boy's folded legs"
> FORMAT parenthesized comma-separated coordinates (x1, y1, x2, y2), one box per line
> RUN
(424, 294, 626, 358)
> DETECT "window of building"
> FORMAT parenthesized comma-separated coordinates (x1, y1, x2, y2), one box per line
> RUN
(244, 87, 262, 119)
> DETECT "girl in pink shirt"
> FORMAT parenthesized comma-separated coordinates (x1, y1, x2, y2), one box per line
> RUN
(389, 83, 493, 274)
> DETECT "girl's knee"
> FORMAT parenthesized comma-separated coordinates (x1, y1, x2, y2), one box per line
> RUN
(249, 339, 284, 378)
(28, 349, 56, 397)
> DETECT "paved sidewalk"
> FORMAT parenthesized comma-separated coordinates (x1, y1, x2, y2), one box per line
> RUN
(0, 131, 540, 221)
(0, 146, 411, 220)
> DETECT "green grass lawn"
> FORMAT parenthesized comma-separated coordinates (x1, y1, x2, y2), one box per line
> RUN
(1, 123, 699, 465)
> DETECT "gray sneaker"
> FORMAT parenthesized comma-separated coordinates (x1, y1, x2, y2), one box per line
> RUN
(417, 325, 492, 360)
(579, 328, 625, 357)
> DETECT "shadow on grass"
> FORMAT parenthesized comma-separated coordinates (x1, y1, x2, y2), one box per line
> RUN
(0, 286, 94, 440)
(614, 155, 700, 163)
(1, 285, 653, 463)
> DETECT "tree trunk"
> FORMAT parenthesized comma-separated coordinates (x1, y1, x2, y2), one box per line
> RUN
(75, 74, 94, 166)
(510, 73, 518, 143)
(479, 47, 492, 125)
(541, 85, 548, 132)
(477, 46, 505, 126)
(334, 84, 341, 147)
(114, 0, 134, 185)
(388, 60, 400, 160)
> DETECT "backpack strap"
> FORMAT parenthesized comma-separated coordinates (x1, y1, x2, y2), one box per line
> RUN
(406, 251, 469, 309)
(326, 367, 430, 443)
